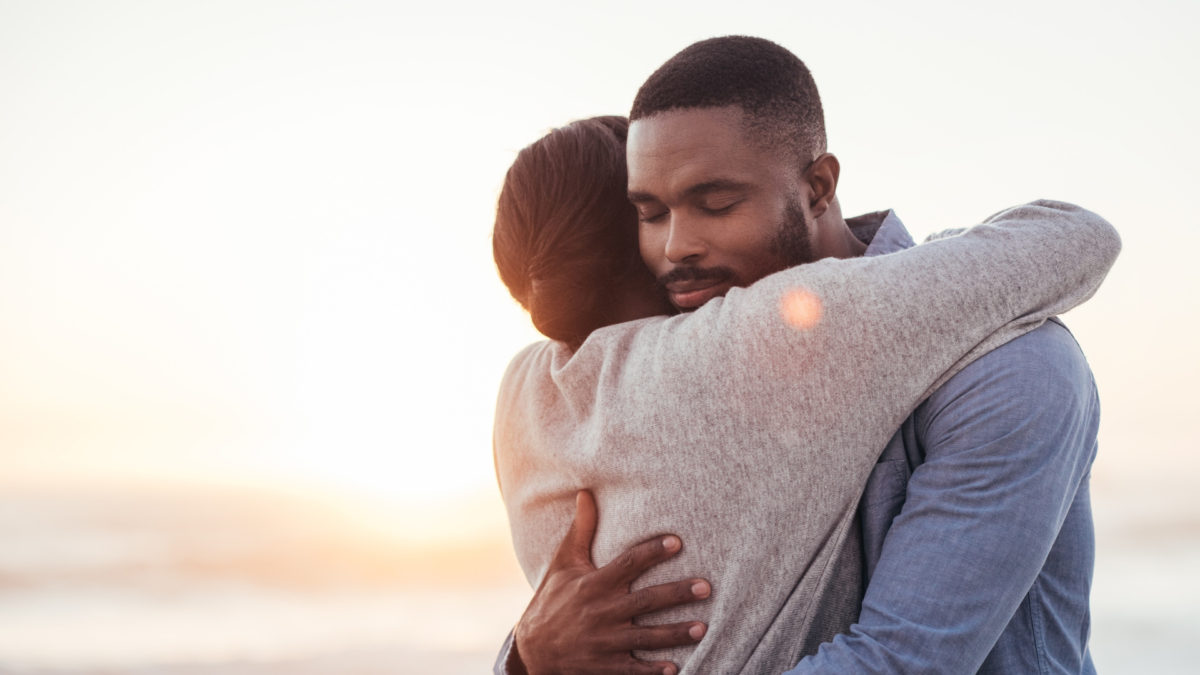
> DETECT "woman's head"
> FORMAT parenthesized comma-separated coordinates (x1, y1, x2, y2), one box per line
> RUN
(494, 116, 672, 348)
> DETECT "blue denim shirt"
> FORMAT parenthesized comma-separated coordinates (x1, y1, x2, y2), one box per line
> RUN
(786, 211, 1098, 674)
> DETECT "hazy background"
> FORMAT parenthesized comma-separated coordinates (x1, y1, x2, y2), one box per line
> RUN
(1, 0, 1197, 672)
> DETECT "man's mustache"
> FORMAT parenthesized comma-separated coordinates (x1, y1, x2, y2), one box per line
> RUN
(656, 265, 736, 288)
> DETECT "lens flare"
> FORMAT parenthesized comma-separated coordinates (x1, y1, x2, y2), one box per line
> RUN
(781, 288, 823, 330)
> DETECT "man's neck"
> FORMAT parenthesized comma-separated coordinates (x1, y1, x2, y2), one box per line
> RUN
(829, 221, 869, 259)
(813, 200, 869, 259)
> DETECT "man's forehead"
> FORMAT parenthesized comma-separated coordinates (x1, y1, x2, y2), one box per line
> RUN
(627, 105, 785, 198)
(628, 107, 754, 180)
(628, 106, 749, 153)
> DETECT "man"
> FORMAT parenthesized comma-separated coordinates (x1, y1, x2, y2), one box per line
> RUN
(497, 38, 1109, 674)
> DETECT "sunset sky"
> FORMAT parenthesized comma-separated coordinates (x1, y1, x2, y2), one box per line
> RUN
(1, 0, 1197, 550)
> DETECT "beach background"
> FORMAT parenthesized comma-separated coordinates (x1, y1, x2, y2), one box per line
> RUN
(1, 1, 1197, 673)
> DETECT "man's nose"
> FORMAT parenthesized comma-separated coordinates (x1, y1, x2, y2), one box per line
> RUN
(664, 215, 707, 264)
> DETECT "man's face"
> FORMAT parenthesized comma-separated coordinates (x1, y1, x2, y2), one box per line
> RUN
(627, 105, 815, 311)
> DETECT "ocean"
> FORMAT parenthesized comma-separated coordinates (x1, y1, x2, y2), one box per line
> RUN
(0, 485, 1195, 674)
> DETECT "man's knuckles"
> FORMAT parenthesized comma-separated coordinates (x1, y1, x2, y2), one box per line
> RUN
(609, 541, 667, 578)
(629, 586, 660, 614)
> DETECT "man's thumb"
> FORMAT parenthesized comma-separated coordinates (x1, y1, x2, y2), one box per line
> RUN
(559, 489, 598, 566)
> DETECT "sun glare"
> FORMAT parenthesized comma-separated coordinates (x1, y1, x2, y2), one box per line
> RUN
(781, 288, 823, 330)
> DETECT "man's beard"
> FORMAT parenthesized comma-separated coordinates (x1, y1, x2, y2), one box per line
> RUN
(769, 197, 815, 268)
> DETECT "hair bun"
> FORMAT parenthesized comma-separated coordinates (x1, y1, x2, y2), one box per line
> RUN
(493, 116, 642, 348)
(528, 271, 607, 347)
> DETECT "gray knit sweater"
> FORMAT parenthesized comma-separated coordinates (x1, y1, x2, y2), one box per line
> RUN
(493, 201, 1120, 674)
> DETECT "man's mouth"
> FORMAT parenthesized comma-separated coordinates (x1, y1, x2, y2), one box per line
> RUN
(664, 278, 731, 310)
(657, 266, 736, 310)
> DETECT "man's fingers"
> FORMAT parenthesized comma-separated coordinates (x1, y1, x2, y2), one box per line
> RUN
(597, 659, 682, 675)
(568, 490, 598, 563)
(617, 578, 710, 617)
(596, 533, 684, 587)
(615, 621, 708, 653)
(551, 490, 599, 568)
(592, 660, 680, 675)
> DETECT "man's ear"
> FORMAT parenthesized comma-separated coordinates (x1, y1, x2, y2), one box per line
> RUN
(804, 153, 840, 219)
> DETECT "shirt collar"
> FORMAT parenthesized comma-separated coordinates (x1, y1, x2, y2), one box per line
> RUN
(845, 209, 915, 257)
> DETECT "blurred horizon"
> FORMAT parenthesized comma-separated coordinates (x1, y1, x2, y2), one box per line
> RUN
(0, 479, 1196, 673)
(0, 480, 530, 673)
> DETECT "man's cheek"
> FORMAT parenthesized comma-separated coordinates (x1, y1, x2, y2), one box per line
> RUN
(637, 232, 661, 270)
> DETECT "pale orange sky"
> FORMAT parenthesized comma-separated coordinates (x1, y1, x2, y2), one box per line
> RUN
(0, 0, 1197, 538)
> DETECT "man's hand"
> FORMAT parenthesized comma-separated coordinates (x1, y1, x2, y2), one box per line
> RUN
(510, 490, 710, 675)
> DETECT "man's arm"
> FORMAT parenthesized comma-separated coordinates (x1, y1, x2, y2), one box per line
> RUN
(786, 322, 1099, 673)
(495, 491, 709, 675)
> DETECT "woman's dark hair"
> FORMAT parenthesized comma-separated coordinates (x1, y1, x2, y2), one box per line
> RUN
(493, 116, 647, 348)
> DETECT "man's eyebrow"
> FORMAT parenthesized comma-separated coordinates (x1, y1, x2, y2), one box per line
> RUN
(628, 179, 751, 204)
(682, 179, 752, 198)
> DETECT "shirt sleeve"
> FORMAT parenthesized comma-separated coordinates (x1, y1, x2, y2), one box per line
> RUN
(784, 321, 1100, 674)
(493, 628, 517, 675)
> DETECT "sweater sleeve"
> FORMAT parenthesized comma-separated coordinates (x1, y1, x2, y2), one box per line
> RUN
(650, 199, 1119, 448)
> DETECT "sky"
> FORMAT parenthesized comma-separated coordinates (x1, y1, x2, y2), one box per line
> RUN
(1, 0, 1198, 545)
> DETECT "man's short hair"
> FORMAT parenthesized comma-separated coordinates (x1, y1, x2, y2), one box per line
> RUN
(630, 36, 826, 165)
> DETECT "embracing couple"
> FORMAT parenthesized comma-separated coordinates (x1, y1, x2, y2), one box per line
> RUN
(490, 36, 1118, 674)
